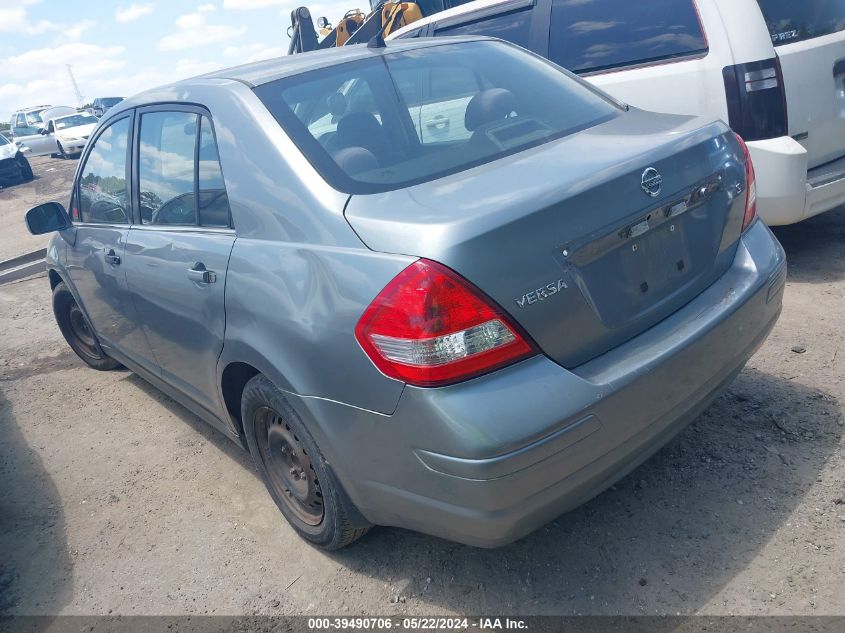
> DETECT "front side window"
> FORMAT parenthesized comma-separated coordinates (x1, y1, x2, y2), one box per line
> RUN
(548, 0, 708, 74)
(435, 7, 534, 50)
(76, 117, 131, 224)
(138, 110, 232, 228)
(255, 40, 620, 194)
(756, 0, 845, 46)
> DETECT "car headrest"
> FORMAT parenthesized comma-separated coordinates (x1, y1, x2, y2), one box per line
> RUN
(336, 112, 385, 153)
(328, 92, 347, 118)
(464, 88, 517, 132)
(332, 146, 378, 176)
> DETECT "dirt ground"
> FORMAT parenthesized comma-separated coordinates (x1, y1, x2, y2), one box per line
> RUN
(0, 155, 78, 262)
(0, 175, 844, 616)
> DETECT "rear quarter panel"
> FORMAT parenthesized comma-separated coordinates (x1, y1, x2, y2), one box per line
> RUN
(164, 80, 416, 416)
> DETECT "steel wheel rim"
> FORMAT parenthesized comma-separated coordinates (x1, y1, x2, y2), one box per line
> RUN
(68, 302, 100, 358)
(254, 406, 324, 526)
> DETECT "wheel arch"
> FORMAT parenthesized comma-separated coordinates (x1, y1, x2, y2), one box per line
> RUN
(48, 268, 62, 290)
(220, 361, 261, 439)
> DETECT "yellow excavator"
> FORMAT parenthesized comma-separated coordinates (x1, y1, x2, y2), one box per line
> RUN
(287, 1, 425, 54)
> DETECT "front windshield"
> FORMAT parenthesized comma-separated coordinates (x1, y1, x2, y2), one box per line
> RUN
(55, 114, 98, 130)
(255, 40, 620, 194)
(26, 110, 46, 125)
(102, 98, 124, 107)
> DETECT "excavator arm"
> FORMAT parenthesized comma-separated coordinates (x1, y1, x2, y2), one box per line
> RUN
(287, 2, 423, 54)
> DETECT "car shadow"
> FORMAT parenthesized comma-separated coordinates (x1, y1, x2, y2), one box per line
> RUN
(116, 362, 841, 615)
(327, 368, 841, 615)
(0, 386, 73, 617)
(121, 372, 254, 472)
(772, 206, 845, 284)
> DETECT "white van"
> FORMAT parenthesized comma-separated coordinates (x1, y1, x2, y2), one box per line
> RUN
(391, 0, 845, 225)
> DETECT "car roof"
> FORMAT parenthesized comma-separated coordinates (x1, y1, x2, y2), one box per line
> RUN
(195, 36, 493, 87)
(15, 105, 52, 114)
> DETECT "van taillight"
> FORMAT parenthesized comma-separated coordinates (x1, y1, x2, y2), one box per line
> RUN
(722, 57, 788, 141)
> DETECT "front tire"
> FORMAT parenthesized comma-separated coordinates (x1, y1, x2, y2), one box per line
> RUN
(16, 153, 33, 181)
(53, 282, 121, 371)
(241, 374, 370, 550)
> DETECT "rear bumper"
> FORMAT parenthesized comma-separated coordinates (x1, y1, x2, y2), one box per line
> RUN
(749, 136, 845, 225)
(299, 221, 786, 547)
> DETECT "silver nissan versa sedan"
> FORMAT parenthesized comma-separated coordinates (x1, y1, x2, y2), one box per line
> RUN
(26, 36, 786, 549)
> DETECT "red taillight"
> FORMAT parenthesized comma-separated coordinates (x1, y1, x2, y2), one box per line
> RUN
(355, 259, 537, 387)
(734, 133, 757, 231)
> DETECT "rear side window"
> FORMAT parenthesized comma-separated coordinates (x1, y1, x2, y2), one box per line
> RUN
(138, 111, 232, 228)
(435, 7, 534, 50)
(139, 111, 197, 226)
(255, 40, 620, 194)
(76, 117, 131, 224)
(548, 0, 708, 74)
(756, 0, 845, 46)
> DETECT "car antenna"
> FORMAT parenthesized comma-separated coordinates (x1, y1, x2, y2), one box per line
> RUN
(367, 32, 386, 48)
(368, 5, 402, 49)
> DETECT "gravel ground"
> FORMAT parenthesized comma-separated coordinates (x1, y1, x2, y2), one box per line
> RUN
(0, 181, 843, 616)
(0, 155, 78, 262)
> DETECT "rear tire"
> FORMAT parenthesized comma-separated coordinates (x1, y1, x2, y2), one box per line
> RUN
(242, 374, 370, 550)
(53, 282, 121, 371)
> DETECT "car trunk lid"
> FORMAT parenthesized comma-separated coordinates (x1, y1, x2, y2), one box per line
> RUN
(346, 110, 748, 368)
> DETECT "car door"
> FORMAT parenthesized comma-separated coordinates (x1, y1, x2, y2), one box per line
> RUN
(124, 107, 235, 416)
(12, 112, 49, 155)
(64, 112, 152, 365)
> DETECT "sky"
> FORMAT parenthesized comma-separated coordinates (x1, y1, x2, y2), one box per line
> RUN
(0, 0, 356, 121)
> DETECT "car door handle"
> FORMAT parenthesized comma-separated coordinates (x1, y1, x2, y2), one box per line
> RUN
(187, 263, 217, 284)
(104, 248, 121, 266)
(425, 115, 450, 130)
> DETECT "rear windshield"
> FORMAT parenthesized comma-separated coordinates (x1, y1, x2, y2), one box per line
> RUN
(756, 0, 845, 46)
(254, 40, 620, 194)
(548, 0, 708, 74)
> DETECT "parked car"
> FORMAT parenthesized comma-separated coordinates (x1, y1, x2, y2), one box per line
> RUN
(91, 97, 125, 118)
(9, 106, 77, 157)
(26, 37, 785, 550)
(42, 112, 99, 158)
(391, 0, 845, 226)
(9, 104, 53, 142)
(0, 132, 34, 187)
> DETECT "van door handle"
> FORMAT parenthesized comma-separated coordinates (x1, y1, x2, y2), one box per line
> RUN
(187, 262, 217, 284)
(104, 248, 121, 266)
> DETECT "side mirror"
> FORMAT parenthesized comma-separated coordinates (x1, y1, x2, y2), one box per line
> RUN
(317, 16, 330, 28)
(26, 202, 72, 235)
(39, 128, 49, 135)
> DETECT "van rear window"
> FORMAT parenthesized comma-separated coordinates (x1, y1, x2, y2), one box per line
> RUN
(756, 0, 845, 46)
(548, 0, 707, 74)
